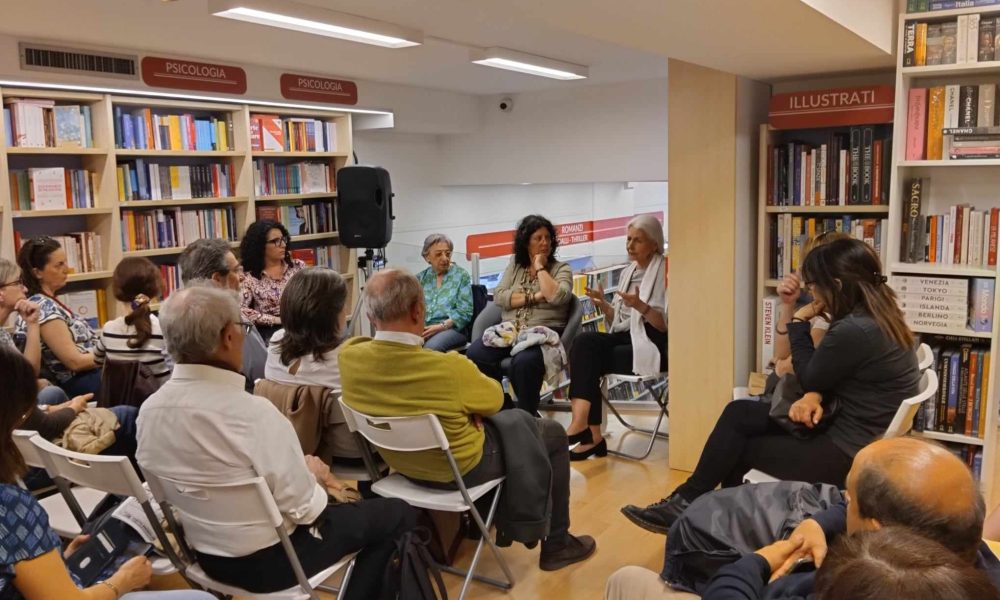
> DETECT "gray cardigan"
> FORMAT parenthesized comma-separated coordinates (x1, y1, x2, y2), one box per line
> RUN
(492, 258, 573, 329)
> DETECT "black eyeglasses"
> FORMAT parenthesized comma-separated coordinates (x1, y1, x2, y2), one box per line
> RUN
(222, 320, 254, 335)
(266, 237, 289, 248)
(0, 278, 23, 289)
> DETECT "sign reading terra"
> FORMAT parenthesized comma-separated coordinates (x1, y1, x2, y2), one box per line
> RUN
(280, 73, 358, 106)
(141, 56, 247, 95)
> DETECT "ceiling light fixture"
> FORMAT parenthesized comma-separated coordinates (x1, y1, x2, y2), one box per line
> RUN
(208, 0, 422, 48)
(470, 47, 588, 80)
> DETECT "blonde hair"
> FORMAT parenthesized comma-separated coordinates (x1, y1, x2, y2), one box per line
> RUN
(803, 230, 852, 257)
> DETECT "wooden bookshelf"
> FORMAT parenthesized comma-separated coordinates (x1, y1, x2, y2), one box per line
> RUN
(251, 151, 348, 158)
(290, 232, 339, 243)
(115, 150, 246, 158)
(764, 205, 890, 214)
(66, 271, 113, 283)
(7, 147, 108, 155)
(118, 197, 250, 208)
(256, 192, 338, 202)
(12, 208, 114, 218)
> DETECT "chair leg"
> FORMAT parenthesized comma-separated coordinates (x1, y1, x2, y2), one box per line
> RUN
(605, 381, 669, 461)
(316, 557, 356, 600)
(438, 484, 515, 600)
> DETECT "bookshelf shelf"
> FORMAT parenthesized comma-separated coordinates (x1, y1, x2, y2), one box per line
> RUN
(119, 197, 249, 208)
(290, 232, 339, 243)
(889, 262, 997, 278)
(255, 192, 338, 202)
(898, 159, 1000, 167)
(912, 430, 985, 446)
(13, 208, 113, 218)
(764, 278, 780, 287)
(6, 147, 107, 155)
(114, 150, 245, 158)
(905, 4, 1000, 19)
(901, 61, 1000, 78)
(764, 205, 890, 214)
(66, 271, 112, 283)
(251, 151, 348, 158)
(124, 241, 240, 258)
(581, 315, 604, 325)
(908, 324, 993, 339)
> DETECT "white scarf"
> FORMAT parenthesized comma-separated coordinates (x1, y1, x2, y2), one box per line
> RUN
(619, 253, 666, 376)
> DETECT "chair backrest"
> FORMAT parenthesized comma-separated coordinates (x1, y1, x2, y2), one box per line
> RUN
(253, 378, 334, 455)
(885, 368, 939, 438)
(470, 301, 502, 342)
(143, 471, 283, 530)
(917, 342, 934, 372)
(96, 358, 163, 408)
(29, 435, 147, 499)
(12, 430, 45, 469)
(560, 295, 585, 352)
(464, 284, 489, 337)
(339, 399, 450, 453)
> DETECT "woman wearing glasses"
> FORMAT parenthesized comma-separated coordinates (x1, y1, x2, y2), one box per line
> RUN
(239, 220, 305, 343)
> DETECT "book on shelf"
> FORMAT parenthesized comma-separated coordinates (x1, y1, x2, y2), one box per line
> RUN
(291, 246, 341, 271)
(249, 114, 338, 153)
(3, 99, 94, 148)
(905, 12, 1000, 65)
(116, 160, 236, 202)
(909, 0, 1000, 12)
(9, 167, 96, 210)
(113, 107, 233, 151)
(899, 178, 999, 266)
(120, 206, 237, 252)
(15, 232, 104, 273)
(970, 277, 996, 331)
(914, 333, 989, 440)
(572, 274, 588, 297)
(908, 83, 1000, 159)
(769, 214, 888, 278)
(760, 295, 778, 371)
(253, 161, 334, 196)
(159, 263, 181, 300)
(255, 201, 336, 235)
(57, 289, 106, 329)
(890, 275, 990, 332)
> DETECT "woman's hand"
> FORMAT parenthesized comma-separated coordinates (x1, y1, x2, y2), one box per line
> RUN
(618, 290, 643, 309)
(788, 393, 824, 428)
(776, 273, 801, 306)
(14, 299, 40, 324)
(531, 253, 548, 273)
(755, 536, 805, 582)
(304, 455, 332, 485)
(772, 519, 828, 579)
(584, 285, 606, 305)
(422, 324, 446, 340)
(793, 300, 823, 322)
(774, 356, 794, 377)
(68, 393, 92, 414)
(113, 555, 153, 592)
(65, 534, 90, 558)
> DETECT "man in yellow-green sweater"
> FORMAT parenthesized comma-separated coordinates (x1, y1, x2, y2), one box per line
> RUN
(340, 269, 596, 572)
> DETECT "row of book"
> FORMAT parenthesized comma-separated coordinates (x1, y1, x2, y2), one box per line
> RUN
(891, 275, 994, 332)
(916, 336, 991, 438)
(580, 264, 628, 295)
(160, 263, 181, 301)
(904, 14, 1000, 66)
(253, 160, 334, 196)
(249, 114, 338, 153)
(769, 215, 888, 279)
(54, 289, 108, 330)
(766, 127, 892, 206)
(120, 206, 238, 252)
(14, 232, 104, 273)
(3, 99, 94, 148)
(113, 107, 234, 152)
(9, 168, 96, 210)
(604, 375, 667, 403)
(256, 202, 336, 235)
(901, 182, 999, 267)
(577, 295, 608, 334)
(907, 0, 1000, 12)
(116, 160, 237, 202)
(289, 245, 342, 271)
(906, 85, 1000, 160)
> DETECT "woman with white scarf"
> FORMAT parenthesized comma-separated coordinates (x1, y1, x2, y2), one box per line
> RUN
(566, 215, 667, 460)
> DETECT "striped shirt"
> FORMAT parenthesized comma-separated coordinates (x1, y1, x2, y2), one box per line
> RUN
(93, 315, 172, 380)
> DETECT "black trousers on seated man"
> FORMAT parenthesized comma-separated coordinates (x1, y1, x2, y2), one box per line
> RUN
(197, 498, 417, 600)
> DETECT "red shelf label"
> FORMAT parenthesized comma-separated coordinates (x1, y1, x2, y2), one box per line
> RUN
(769, 85, 894, 129)
(141, 56, 247, 95)
(280, 73, 358, 106)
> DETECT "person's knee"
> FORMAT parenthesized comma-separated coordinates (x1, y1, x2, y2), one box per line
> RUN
(511, 349, 544, 375)
(570, 331, 603, 358)
(605, 566, 673, 600)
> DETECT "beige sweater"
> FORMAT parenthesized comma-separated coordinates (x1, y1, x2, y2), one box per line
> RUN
(493, 258, 574, 329)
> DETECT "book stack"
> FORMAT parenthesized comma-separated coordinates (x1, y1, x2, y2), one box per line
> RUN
(770, 215, 888, 278)
(289, 246, 342, 270)
(159, 263, 181, 299)
(766, 126, 891, 206)
(900, 179, 1000, 266)
(578, 295, 607, 334)
(253, 161, 333, 196)
(113, 107, 233, 151)
(584, 265, 628, 294)
(572, 274, 588, 297)
(56, 289, 107, 329)
(908, 0, 1000, 12)
(249, 114, 338, 152)
(256, 201, 336, 235)
(916, 335, 990, 441)
(904, 10, 1000, 66)
(906, 85, 1000, 160)
(3, 99, 94, 148)
(891, 275, 974, 331)
(116, 160, 236, 201)
(9, 168, 96, 210)
(120, 206, 237, 251)
(14, 232, 104, 273)
(604, 375, 667, 403)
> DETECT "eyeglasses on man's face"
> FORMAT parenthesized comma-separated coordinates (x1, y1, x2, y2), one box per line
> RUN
(266, 237, 289, 248)
(222, 320, 254, 336)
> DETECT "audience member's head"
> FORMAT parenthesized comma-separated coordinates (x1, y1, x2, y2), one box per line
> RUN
(112, 257, 163, 349)
(364, 269, 424, 335)
(815, 527, 1000, 600)
(0, 258, 27, 313)
(0, 346, 39, 484)
(159, 285, 244, 371)
(513, 215, 558, 268)
(626, 215, 665, 257)
(240, 219, 292, 279)
(16, 236, 66, 296)
(846, 437, 984, 561)
(178, 239, 241, 291)
(277, 267, 348, 366)
(802, 229, 851, 256)
(800, 237, 912, 348)
(421, 233, 454, 276)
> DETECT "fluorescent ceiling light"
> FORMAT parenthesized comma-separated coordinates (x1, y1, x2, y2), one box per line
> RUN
(209, 0, 422, 48)
(471, 48, 588, 80)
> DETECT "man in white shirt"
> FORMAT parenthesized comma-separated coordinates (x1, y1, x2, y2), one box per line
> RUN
(136, 285, 415, 599)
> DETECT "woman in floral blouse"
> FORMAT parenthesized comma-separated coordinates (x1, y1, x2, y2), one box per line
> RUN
(239, 220, 304, 343)
(416, 234, 473, 352)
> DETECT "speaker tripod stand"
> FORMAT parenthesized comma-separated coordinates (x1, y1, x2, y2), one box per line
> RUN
(347, 248, 385, 337)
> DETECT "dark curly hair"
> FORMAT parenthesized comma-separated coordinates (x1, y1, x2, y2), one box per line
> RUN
(513, 215, 559, 268)
(240, 220, 292, 279)
(277, 268, 347, 365)
(17, 236, 62, 296)
(112, 257, 163, 349)
(0, 346, 38, 483)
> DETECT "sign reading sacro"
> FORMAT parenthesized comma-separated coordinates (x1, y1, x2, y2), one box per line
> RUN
(280, 73, 359, 106)
(141, 56, 247, 95)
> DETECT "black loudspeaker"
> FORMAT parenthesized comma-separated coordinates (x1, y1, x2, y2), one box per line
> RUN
(336, 165, 394, 248)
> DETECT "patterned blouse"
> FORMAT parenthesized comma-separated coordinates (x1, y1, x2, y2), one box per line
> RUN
(0, 483, 75, 600)
(239, 259, 305, 327)
(15, 295, 96, 383)
(417, 265, 473, 330)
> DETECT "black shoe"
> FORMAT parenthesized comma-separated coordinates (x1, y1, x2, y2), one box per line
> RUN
(566, 428, 594, 446)
(539, 533, 597, 571)
(620, 493, 690, 535)
(570, 439, 607, 461)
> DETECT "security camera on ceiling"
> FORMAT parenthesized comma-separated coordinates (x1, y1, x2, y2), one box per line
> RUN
(499, 96, 514, 113)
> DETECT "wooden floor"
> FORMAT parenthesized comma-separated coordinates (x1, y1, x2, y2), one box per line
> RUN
(153, 410, 689, 600)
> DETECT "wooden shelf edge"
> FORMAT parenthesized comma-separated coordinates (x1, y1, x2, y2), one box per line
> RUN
(899, 159, 1000, 167)
(251, 151, 347, 158)
(890, 262, 997, 278)
(6, 146, 107, 155)
(912, 430, 985, 446)
(764, 205, 890, 214)
(66, 271, 112, 282)
(909, 324, 993, 339)
(255, 192, 338, 201)
(113, 149, 244, 157)
(290, 232, 339, 243)
(119, 197, 249, 208)
(13, 208, 113, 218)
(124, 241, 240, 257)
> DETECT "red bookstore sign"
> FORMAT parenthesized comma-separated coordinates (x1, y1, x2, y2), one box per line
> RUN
(280, 73, 359, 106)
(768, 85, 894, 130)
(466, 212, 663, 259)
(141, 57, 247, 95)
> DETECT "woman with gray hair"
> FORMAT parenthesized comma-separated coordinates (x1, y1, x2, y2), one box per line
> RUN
(566, 214, 668, 460)
(415, 233, 473, 352)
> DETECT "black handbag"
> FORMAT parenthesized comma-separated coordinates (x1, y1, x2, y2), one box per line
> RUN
(767, 373, 840, 439)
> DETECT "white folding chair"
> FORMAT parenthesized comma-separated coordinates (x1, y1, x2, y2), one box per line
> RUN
(12, 430, 107, 539)
(141, 471, 356, 600)
(602, 373, 669, 460)
(339, 399, 515, 600)
(28, 436, 184, 576)
(916, 342, 934, 372)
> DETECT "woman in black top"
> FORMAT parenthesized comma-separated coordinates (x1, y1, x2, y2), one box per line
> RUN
(621, 238, 920, 535)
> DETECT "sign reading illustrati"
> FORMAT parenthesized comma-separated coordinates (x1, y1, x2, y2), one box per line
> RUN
(141, 56, 248, 95)
(280, 73, 359, 106)
(768, 85, 894, 129)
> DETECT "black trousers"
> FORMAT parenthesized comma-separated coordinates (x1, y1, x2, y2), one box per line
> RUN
(197, 498, 417, 600)
(466, 340, 547, 416)
(674, 400, 853, 502)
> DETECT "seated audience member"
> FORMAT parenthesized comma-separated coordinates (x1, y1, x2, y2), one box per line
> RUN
(622, 238, 920, 534)
(604, 437, 1000, 600)
(339, 269, 595, 571)
(467, 215, 574, 415)
(0, 346, 213, 600)
(416, 233, 473, 352)
(566, 215, 667, 460)
(177, 238, 266, 387)
(136, 286, 415, 599)
(264, 267, 361, 462)
(239, 220, 304, 342)
(16, 237, 101, 397)
(93, 257, 171, 385)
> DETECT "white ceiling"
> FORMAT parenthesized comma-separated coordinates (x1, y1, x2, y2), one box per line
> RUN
(0, 0, 895, 95)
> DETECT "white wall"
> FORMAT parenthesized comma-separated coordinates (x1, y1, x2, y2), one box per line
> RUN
(800, 0, 896, 54)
